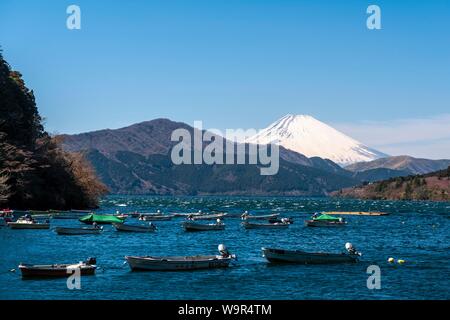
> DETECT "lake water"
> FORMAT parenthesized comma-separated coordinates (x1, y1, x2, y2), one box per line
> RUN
(1, 196, 449, 300)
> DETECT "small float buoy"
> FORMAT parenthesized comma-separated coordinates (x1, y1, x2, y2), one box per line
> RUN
(10, 269, 16, 272)
(388, 257, 395, 263)
(397, 259, 405, 264)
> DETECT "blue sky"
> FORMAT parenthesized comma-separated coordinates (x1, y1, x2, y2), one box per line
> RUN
(1, 1, 449, 158)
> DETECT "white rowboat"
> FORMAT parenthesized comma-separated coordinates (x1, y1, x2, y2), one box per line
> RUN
(125, 245, 236, 271)
(54, 226, 103, 235)
(191, 213, 227, 221)
(241, 213, 280, 220)
(8, 217, 50, 229)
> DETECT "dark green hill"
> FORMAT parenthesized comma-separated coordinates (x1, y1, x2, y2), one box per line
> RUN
(0, 51, 107, 209)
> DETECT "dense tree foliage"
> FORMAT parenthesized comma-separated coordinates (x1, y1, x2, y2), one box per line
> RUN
(0, 51, 108, 209)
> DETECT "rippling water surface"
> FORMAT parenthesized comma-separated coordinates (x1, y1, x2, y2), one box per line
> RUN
(1, 196, 449, 299)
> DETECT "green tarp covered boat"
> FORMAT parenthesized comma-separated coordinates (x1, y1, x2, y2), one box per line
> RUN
(305, 213, 346, 227)
(313, 214, 341, 221)
(79, 214, 125, 224)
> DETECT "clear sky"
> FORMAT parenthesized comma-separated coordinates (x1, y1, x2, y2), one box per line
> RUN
(1, 0, 449, 158)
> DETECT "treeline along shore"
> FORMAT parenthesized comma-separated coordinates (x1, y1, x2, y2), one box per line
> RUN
(333, 166, 450, 201)
(0, 50, 108, 210)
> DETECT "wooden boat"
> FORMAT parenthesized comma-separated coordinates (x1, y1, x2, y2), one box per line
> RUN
(305, 213, 346, 227)
(241, 212, 280, 221)
(182, 221, 225, 231)
(324, 211, 388, 216)
(8, 216, 50, 229)
(79, 214, 125, 224)
(18, 258, 97, 278)
(191, 213, 227, 221)
(139, 214, 173, 221)
(113, 222, 156, 233)
(125, 245, 235, 271)
(262, 244, 361, 264)
(54, 226, 103, 235)
(242, 221, 289, 229)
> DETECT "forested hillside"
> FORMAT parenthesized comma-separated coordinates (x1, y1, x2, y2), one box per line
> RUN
(0, 51, 107, 209)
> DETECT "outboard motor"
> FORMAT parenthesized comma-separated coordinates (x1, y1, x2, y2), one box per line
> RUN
(86, 257, 97, 265)
(345, 243, 362, 256)
(218, 244, 230, 257)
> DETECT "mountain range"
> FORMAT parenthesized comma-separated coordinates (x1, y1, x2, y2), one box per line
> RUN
(345, 155, 450, 175)
(60, 115, 449, 196)
(61, 118, 359, 195)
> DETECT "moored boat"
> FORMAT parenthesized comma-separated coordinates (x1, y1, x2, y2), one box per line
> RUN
(125, 244, 236, 271)
(242, 221, 289, 229)
(190, 213, 227, 221)
(8, 215, 50, 229)
(241, 212, 280, 221)
(18, 258, 97, 278)
(269, 217, 294, 224)
(173, 212, 203, 218)
(182, 220, 225, 231)
(262, 243, 361, 264)
(305, 213, 346, 227)
(113, 222, 156, 232)
(139, 214, 173, 221)
(54, 225, 103, 235)
(79, 214, 125, 224)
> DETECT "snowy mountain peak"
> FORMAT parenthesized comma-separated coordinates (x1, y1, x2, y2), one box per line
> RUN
(246, 114, 388, 166)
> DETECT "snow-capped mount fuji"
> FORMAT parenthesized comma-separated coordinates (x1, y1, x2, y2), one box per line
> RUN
(246, 114, 388, 166)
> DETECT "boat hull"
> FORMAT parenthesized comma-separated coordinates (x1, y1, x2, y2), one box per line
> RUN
(125, 255, 233, 271)
(242, 213, 280, 221)
(19, 264, 96, 278)
(191, 213, 227, 221)
(242, 222, 289, 229)
(139, 215, 173, 221)
(182, 222, 225, 231)
(113, 223, 156, 232)
(8, 222, 50, 229)
(262, 248, 358, 264)
(305, 220, 346, 227)
(54, 227, 102, 235)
